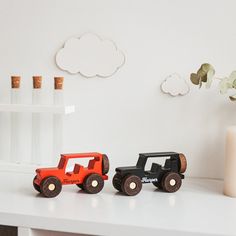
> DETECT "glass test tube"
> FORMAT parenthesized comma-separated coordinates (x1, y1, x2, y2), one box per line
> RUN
(10, 76, 21, 163)
(53, 77, 64, 164)
(31, 76, 42, 164)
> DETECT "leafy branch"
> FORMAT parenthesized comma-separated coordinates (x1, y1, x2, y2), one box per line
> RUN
(190, 63, 236, 101)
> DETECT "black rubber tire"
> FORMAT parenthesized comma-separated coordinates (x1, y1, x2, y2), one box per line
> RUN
(76, 184, 85, 190)
(161, 172, 182, 193)
(153, 181, 163, 190)
(33, 175, 41, 193)
(40, 176, 62, 198)
(83, 174, 104, 194)
(112, 173, 122, 192)
(121, 175, 142, 196)
(102, 154, 109, 175)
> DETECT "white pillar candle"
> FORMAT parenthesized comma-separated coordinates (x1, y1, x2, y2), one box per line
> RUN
(224, 126, 236, 197)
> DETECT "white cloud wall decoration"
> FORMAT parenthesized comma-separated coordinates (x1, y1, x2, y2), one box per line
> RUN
(56, 33, 125, 78)
(161, 74, 190, 96)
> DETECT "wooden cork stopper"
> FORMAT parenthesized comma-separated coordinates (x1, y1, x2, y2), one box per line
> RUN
(11, 76, 21, 89)
(54, 77, 64, 90)
(33, 76, 42, 89)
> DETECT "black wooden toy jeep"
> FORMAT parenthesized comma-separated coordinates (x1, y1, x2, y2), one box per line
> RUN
(112, 152, 187, 196)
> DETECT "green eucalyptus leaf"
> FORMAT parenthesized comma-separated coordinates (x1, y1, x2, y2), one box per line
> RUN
(199, 77, 203, 88)
(197, 67, 207, 80)
(229, 71, 236, 84)
(219, 77, 236, 94)
(190, 73, 200, 85)
(206, 68, 215, 89)
(196, 63, 215, 85)
(201, 73, 208, 82)
(219, 78, 231, 94)
(190, 65, 236, 101)
(201, 63, 213, 72)
(229, 94, 236, 101)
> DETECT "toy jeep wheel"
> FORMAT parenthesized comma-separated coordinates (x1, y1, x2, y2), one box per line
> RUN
(33, 176, 41, 193)
(40, 176, 62, 198)
(112, 173, 122, 192)
(76, 184, 84, 190)
(162, 172, 182, 193)
(179, 153, 187, 173)
(102, 154, 109, 175)
(83, 174, 104, 194)
(121, 175, 142, 196)
(153, 181, 163, 190)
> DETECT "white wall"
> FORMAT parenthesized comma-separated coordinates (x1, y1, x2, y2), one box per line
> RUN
(0, 0, 236, 179)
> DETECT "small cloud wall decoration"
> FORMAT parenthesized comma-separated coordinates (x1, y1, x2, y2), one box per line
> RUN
(56, 33, 125, 78)
(161, 74, 190, 96)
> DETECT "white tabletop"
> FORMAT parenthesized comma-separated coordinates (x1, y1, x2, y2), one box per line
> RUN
(0, 171, 235, 236)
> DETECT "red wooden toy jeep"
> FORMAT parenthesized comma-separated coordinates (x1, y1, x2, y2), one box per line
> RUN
(33, 153, 109, 198)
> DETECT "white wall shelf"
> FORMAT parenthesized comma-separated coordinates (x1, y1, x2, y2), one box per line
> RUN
(0, 172, 234, 236)
(0, 161, 45, 173)
(0, 104, 75, 114)
(0, 103, 76, 171)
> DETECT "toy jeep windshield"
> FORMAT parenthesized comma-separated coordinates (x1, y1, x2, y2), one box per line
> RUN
(113, 152, 187, 196)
